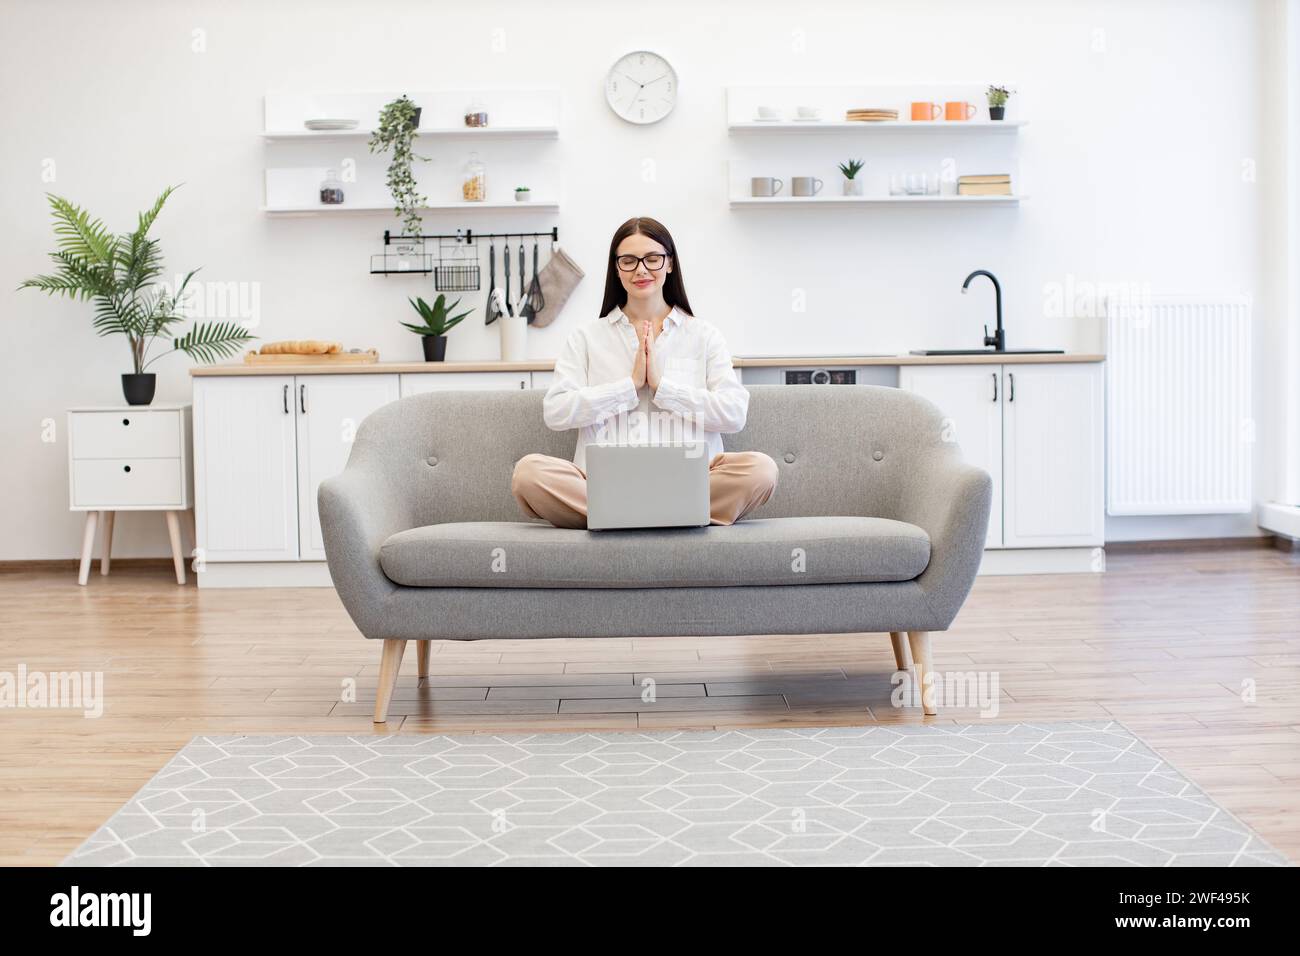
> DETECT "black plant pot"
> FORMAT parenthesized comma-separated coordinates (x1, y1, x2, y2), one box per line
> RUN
(121, 373, 157, 406)
(422, 335, 447, 362)
(408, 107, 422, 129)
(988, 106, 1006, 121)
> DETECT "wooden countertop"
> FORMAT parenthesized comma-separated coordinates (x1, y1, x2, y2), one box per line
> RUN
(191, 353, 1105, 376)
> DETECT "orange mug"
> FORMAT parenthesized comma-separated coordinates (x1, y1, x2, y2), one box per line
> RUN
(910, 101, 941, 121)
(944, 101, 977, 121)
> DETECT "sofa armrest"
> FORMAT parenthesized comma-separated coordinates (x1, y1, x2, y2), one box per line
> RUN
(318, 465, 414, 639)
(891, 453, 992, 628)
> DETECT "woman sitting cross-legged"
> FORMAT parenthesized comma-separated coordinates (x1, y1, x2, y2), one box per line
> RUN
(511, 215, 778, 530)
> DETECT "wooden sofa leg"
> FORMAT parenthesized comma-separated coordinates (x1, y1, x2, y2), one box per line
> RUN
(374, 639, 407, 724)
(416, 640, 430, 680)
(889, 632, 911, 671)
(907, 630, 938, 716)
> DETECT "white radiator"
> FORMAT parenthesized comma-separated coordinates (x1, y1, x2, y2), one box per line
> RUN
(1106, 295, 1252, 515)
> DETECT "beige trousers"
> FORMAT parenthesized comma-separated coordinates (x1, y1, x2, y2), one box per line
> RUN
(512, 451, 779, 529)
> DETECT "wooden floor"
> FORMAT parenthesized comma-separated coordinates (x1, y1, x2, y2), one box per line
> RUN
(1, 544, 1297, 865)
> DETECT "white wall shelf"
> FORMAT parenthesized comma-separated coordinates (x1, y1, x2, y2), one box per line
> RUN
(725, 83, 1024, 211)
(729, 120, 1026, 133)
(263, 125, 558, 142)
(261, 89, 561, 216)
(261, 199, 560, 216)
(730, 194, 1024, 207)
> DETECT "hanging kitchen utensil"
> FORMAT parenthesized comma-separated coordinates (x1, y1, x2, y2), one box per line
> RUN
(503, 236, 513, 316)
(522, 236, 545, 323)
(518, 238, 527, 313)
(485, 237, 502, 325)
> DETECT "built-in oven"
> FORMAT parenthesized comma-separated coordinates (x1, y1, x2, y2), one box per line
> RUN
(783, 367, 857, 385)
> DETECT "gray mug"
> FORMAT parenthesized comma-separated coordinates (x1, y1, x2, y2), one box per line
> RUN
(791, 176, 823, 197)
(751, 176, 783, 197)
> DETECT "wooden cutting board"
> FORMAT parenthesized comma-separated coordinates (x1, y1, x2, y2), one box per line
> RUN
(243, 349, 379, 365)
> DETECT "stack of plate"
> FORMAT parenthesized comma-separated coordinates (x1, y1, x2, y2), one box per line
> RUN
(845, 108, 899, 122)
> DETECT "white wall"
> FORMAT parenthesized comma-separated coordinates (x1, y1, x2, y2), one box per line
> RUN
(0, 0, 1278, 558)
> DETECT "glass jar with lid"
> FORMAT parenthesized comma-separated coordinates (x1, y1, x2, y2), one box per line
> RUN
(462, 152, 486, 202)
(464, 97, 488, 128)
(319, 168, 345, 205)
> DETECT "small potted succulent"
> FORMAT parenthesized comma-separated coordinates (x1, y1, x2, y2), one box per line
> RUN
(514, 185, 531, 202)
(838, 158, 865, 196)
(369, 95, 428, 236)
(986, 85, 1014, 121)
(402, 294, 471, 362)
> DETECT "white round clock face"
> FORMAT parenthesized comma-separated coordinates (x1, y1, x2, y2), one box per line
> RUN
(605, 50, 677, 125)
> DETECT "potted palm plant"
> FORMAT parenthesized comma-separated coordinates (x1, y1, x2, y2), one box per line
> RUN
(402, 294, 471, 361)
(369, 95, 428, 237)
(986, 85, 1014, 121)
(19, 186, 255, 405)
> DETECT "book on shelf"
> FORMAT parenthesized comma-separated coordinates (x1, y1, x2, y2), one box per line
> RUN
(957, 174, 1012, 196)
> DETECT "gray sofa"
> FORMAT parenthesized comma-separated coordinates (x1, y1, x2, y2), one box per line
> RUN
(318, 384, 991, 722)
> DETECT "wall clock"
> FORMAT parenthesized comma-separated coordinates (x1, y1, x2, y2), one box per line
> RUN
(605, 50, 677, 125)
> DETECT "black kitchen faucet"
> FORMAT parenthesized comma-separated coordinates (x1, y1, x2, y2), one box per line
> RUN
(963, 269, 1005, 352)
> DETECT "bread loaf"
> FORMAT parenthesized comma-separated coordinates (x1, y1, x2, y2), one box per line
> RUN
(260, 340, 342, 355)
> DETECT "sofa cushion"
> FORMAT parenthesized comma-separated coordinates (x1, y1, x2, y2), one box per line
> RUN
(379, 516, 930, 589)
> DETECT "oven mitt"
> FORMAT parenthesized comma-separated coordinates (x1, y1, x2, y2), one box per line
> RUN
(529, 247, 584, 327)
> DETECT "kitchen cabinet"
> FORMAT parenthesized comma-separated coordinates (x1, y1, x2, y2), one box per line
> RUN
(193, 373, 398, 564)
(898, 366, 1003, 548)
(295, 374, 400, 560)
(193, 376, 299, 562)
(899, 362, 1103, 549)
(1002, 363, 1104, 547)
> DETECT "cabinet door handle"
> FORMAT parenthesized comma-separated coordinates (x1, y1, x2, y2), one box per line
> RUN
(1008, 372, 1015, 402)
(300, 383, 307, 414)
(991, 372, 997, 402)
(283, 384, 289, 414)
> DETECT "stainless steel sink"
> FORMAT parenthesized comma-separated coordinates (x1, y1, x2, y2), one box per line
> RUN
(910, 348, 1065, 356)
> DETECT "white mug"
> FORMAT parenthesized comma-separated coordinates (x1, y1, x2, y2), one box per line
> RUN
(791, 176, 823, 197)
(751, 176, 784, 197)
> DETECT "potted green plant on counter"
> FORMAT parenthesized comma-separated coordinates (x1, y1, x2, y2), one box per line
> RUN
(19, 185, 256, 405)
(403, 294, 471, 362)
(514, 185, 531, 202)
(838, 158, 865, 196)
(986, 85, 1014, 121)
(370, 95, 428, 237)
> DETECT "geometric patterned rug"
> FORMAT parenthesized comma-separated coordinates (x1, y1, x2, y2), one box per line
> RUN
(65, 722, 1288, 867)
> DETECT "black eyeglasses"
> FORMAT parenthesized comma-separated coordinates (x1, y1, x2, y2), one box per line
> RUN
(615, 253, 669, 272)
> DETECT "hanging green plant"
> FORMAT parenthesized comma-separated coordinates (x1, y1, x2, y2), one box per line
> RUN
(369, 95, 429, 237)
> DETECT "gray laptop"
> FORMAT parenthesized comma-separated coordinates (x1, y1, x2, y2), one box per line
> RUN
(586, 442, 711, 530)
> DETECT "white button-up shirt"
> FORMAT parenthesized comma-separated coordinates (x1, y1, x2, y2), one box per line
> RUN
(543, 306, 749, 473)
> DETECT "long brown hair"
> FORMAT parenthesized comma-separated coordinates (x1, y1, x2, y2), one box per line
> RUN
(598, 217, 694, 318)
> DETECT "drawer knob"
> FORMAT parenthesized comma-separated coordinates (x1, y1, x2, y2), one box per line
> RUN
(122, 418, 130, 426)
(123, 465, 131, 473)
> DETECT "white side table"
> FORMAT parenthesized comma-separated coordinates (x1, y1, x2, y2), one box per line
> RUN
(68, 404, 195, 585)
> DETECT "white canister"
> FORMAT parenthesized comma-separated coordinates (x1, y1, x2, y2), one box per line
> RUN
(499, 302, 527, 361)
